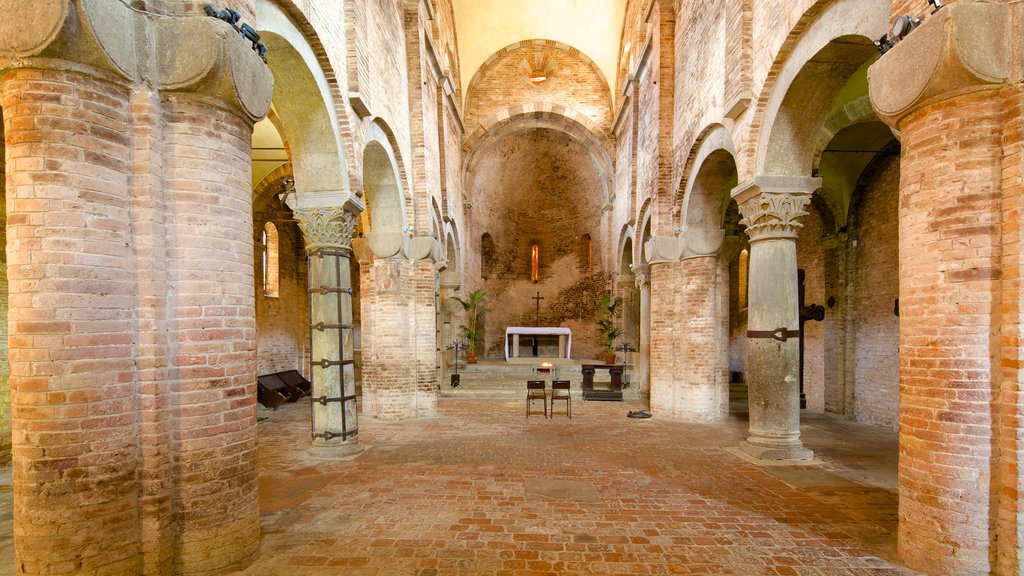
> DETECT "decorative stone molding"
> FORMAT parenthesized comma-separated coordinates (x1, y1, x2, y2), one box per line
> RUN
(294, 208, 358, 252)
(402, 235, 439, 262)
(868, 1, 1008, 129)
(0, 0, 273, 121)
(643, 227, 727, 265)
(732, 176, 819, 243)
(631, 264, 649, 291)
(365, 232, 404, 259)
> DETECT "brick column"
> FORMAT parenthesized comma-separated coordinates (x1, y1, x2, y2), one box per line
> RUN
(733, 177, 817, 460)
(3, 67, 143, 575)
(360, 257, 438, 421)
(868, 3, 1018, 573)
(647, 235, 730, 421)
(294, 207, 362, 456)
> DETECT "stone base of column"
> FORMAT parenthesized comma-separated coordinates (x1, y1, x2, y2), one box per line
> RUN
(307, 439, 364, 459)
(739, 437, 813, 461)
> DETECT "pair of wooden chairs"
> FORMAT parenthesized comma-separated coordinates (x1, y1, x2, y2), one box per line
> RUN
(526, 380, 571, 418)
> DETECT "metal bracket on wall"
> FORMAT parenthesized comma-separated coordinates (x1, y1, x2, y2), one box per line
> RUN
(747, 328, 800, 342)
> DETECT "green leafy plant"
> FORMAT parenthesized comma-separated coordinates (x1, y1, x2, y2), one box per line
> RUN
(451, 288, 488, 355)
(596, 294, 623, 354)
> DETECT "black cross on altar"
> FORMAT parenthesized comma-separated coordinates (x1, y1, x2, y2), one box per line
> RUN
(532, 292, 544, 356)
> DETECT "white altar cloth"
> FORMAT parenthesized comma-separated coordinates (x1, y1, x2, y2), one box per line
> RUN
(504, 327, 572, 361)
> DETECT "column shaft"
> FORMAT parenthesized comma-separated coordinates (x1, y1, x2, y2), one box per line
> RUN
(734, 180, 816, 461)
(296, 208, 361, 455)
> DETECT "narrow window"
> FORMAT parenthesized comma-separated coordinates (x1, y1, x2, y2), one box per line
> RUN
(530, 241, 540, 283)
(738, 248, 749, 309)
(578, 234, 593, 278)
(481, 233, 494, 280)
(263, 222, 280, 298)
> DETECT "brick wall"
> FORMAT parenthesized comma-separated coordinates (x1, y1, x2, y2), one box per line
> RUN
(851, 153, 900, 428)
(253, 175, 310, 379)
(795, 202, 827, 412)
(0, 108, 8, 466)
(466, 41, 612, 130)
(465, 128, 609, 358)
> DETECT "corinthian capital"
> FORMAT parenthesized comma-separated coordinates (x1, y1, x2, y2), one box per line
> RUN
(294, 208, 358, 252)
(732, 176, 819, 242)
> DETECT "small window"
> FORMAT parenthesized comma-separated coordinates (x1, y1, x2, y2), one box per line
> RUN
(578, 234, 593, 278)
(481, 233, 495, 280)
(263, 222, 279, 298)
(530, 241, 540, 283)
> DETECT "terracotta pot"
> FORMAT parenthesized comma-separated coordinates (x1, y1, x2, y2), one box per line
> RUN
(603, 352, 616, 364)
(466, 353, 478, 364)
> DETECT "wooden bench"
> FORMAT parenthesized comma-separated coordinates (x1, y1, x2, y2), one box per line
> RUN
(257, 370, 312, 409)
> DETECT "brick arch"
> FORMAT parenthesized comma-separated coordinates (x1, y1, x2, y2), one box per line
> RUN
(464, 106, 613, 181)
(636, 197, 654, 264)
(745, 0, 889, 178)
(617, 224, 636, 275)
(676, 124, 738, 230)
(252, 162, 294, 202)
(467, 38, 610, 95)
(362, 120, 408, 236)
(257, 0, 358, 196)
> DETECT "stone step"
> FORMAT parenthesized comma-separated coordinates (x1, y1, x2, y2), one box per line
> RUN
(729, 383, 748, 400)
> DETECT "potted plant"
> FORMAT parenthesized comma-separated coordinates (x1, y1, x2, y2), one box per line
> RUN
(452, 288, 487, 364)
(597, 294, 623, 364)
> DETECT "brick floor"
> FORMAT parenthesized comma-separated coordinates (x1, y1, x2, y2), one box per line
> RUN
(237, 398, 918, 576)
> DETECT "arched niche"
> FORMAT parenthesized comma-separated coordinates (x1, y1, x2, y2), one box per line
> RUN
(679, 125, 739, 234)
(256, 0, 351, 204)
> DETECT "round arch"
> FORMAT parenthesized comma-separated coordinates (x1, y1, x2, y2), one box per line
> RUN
(362, 121, 407, 240)
(256, 0, 351, 200)
(677, 124, 739, 231)
(749, 0, 889, 178)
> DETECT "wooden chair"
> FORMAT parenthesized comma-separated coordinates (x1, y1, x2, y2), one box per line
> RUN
(526, 380, 547, 418)
(551, 380, 571, 418)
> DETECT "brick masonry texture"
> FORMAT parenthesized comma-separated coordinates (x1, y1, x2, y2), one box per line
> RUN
(237, 399, 915, 576)
(1, 0, 1022, 575)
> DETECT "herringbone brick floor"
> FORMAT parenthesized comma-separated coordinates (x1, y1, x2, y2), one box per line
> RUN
(236, 398, 918, 576)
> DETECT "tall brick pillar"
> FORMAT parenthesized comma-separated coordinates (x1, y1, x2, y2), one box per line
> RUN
(646, 231, 730, 421)
(869, 3, 1020, 574)
(3, 65, 143, 576)
(356, 235, 439, 421)
(1, 2, 271, 573)
(732, 177, 818, 460)
(295, 207, 362, 455)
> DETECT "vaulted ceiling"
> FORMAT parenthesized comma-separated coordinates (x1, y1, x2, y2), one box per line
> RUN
(451, 0, 628, 98)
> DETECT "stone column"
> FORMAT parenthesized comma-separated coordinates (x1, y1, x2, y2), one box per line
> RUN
(633, 265, 651, 398)
(732, 177, 817, 460)
(295, 208, 362, 456)
(869, 3, 1018, 574)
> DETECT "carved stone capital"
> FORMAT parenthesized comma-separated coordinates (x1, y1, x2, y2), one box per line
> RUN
(631, 264, 649, 291)
(0, 0, 272, 121)
(732, 177, 819, 243)
(295, 208, 358, 252)
(868, 1, 1008, 129)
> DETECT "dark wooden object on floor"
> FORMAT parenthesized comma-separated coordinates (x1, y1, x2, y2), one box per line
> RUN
(526, 380, 547, 418)
(257, 370, 313, 408)
(581, 364, 624, 401)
